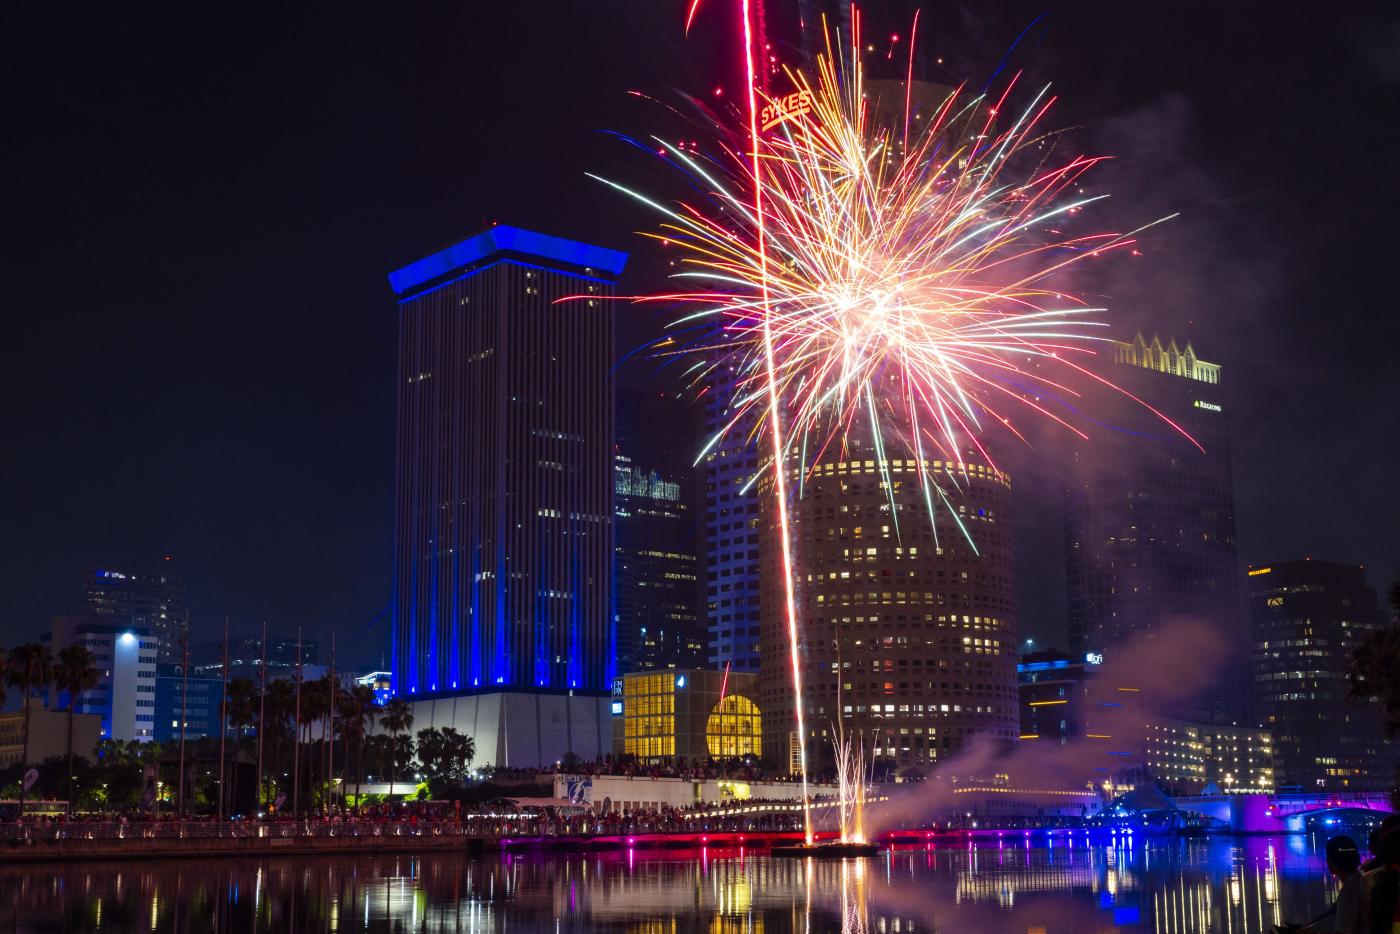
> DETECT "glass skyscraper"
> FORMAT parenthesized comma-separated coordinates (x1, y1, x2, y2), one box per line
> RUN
(1063, 334, 1244, 723)
(700, 362, 763, 672)
(614, 388, 703, 673)
(387, 226, 625, 697)
(83, 563, 190, 664)
(1249, 559, 1392, 791)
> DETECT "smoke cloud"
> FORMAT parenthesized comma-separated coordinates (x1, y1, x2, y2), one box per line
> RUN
(866, 619, 1228, 834)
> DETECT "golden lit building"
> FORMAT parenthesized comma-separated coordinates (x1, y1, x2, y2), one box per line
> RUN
(761, 434, 1020, 773)
(613, 669, 761, 764)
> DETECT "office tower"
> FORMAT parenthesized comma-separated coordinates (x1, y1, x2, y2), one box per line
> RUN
(615, 388, 704, 673)
(1064, 334, 1243, 722)
(44, 616, 159, 742)
(153, 663, 224, 742)
(1249, 560, 1393, 791)
(191, 634, 318, 682)
(760, 434, 1019, 773)
(700, 362, 763, 672)
(83, 564, 190, 664)
(384, 225, 624, 767)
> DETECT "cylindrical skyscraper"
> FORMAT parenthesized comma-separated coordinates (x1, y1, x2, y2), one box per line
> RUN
(759, 434, 1019, 775)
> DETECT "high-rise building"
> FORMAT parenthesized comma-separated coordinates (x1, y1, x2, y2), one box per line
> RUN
(191, 635, 318, 683)
(760, 435, 1020, 773)
(383, 225, 624, 767)
(1248, 560, 1393, 791)
(700, 362, 763, 672)
(83, 564, 190, 664)
(615, 389, 704, 673)
(44, 616, 159, 742)
(1064, 334, 1243, 723)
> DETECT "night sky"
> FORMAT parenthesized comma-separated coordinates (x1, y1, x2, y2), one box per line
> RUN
(4, 3, 1398, 667)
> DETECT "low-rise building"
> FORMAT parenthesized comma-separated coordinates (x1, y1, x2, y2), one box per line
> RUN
(153, 664, 225, 742)
(613, 669, 761, 764)
(0, 706, 103, 768)
(1017, 648, 1273, 795)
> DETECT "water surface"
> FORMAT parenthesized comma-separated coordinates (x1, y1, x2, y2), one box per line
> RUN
(0, 833, 1346, 933)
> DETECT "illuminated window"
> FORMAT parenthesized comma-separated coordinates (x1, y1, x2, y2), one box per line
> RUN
(706, 694, 762, 759)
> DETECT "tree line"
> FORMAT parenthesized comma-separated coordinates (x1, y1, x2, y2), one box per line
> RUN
(0, 643, 477, 816)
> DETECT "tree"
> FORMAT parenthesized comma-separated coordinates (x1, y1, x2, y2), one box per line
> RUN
(7, 644, 54, 815)
(226, 678, 258, 738)
(417, 726, 475, 785)
(262, 678, 296, 807)
(1347, 566, 1400, 808)
(52, 645, 100, 816)
(338, 685, 377, 806)
(378, 698, 414, 797)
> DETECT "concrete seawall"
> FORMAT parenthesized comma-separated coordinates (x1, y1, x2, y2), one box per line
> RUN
(0, 832, 495, 864)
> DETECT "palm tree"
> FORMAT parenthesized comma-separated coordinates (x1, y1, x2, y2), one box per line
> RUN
(7, 644, 54, 815)
(378, 698, 414, 797)
(262, 679, 296, 808)
(338, 685, 377, 807)
(1347, 566, 1400, 808)
(224, 678, 257, 812)
(53, 645, 100, 816)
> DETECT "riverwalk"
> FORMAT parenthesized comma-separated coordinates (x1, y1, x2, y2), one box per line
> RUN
(0, 821, 824, 863)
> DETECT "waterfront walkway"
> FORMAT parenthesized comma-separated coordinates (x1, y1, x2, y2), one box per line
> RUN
(0, 819, 823, 862)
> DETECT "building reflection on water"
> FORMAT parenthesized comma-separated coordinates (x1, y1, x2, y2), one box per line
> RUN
(0, 835, 1340, 933)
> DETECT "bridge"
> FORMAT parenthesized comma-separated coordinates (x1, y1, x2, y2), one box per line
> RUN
(1171, 791, 1393, 833)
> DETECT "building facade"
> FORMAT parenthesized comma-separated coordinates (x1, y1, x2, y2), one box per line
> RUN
(761, 437, 1020, 774)
(1063, 334, 1243, 723)
(1249, 559, 1392, 791)
(83, 564, 190, 665)
(1016, 648, 1272, 795)
(1017, 648, 1105, 743)
(700, 361, 763, 673)
(0, 707, 103, 768)
(153, 664, 225, 742)
(612, 668, 761, 764)
(388, 225, 624, 697)
(614, 389, 704, 673)
(191, 634, 319, 683)
(44, 616, 159, 742)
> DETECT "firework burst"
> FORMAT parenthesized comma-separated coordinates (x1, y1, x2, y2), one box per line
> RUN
(591, 3, 1188, 842)
(596, 15, 1187, 540)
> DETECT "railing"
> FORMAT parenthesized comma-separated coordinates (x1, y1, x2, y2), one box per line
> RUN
(0, 820, 481, 844)
(0, 811, 807, 845)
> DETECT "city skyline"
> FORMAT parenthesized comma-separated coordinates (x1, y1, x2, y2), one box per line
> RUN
(3, 4, 1398, 667)
(0, 5, 1398, 928)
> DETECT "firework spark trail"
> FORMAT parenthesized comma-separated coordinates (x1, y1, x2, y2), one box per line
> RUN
(595, 26, 1194, 489)
(592, 1, 1194, 822)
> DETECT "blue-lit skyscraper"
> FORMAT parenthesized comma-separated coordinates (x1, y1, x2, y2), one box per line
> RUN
(387, 226, 625, 706)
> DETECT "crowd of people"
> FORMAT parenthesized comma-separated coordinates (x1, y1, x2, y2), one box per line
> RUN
(1274, 815, 1400, 934)
(539, 756, 785, 783)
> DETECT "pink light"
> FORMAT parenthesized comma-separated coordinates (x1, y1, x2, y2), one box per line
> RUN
(738, 0, 812, 847)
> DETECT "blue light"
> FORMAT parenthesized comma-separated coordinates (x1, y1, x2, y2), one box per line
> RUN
(388, 225, 628, 295)
(610, 701, 623, 716)
(118, 632, 136, 647)
(675, 675, 686, 689)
